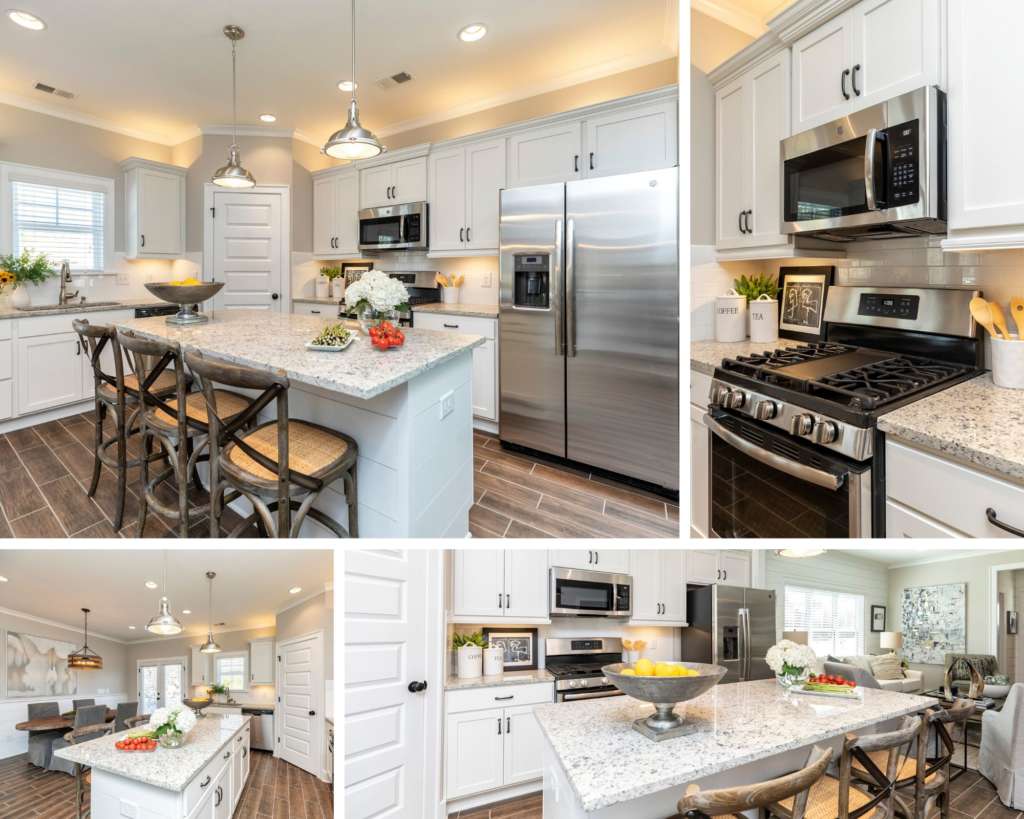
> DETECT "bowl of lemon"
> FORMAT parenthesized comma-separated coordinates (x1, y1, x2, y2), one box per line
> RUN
(145, 278, 225, 325)
(602, 659, 727, 741)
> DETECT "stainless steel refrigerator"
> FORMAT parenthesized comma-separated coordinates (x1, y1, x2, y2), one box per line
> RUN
(498, 167, 679, 491)
(681, 585, 776, 683)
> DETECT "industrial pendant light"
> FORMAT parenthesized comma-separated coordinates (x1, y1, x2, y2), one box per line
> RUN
(212, 25, 256, 188)
(68, 608, 103, 670)
(322, 0, 383, 160)
(200, 571, 222, 654)
(146, 551, 183, 636)
(775, 548, 826, 558)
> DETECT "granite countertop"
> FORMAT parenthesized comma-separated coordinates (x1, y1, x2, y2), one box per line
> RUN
(114, 310, 484, 400)
(292, 296, 340, 305)
(878, 373, 1024, 484)
(445, 669, 555, 691)
(0, 299, 166, 321)
(413, 303, 499, 319)
(690, 339, 807, 375)
(533, 679, 932, 812)
(53, 714, 250, 792)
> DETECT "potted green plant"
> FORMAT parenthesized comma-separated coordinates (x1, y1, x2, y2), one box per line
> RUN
(734, 273, 780, 343)
(453, 631, 486, 679)
(0, 250, 56, 309)
(321, 266, 344, 299)
(207, 682, 230, 704)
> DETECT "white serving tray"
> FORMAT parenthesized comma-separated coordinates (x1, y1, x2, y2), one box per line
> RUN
(305, 334, 356, 352)
(788, 684, 863, 700)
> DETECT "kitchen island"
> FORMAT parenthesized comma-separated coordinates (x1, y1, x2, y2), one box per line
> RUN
(534, 679, 933, 818)
(53, 713, 251, 819)
(114, 309, 484, 538)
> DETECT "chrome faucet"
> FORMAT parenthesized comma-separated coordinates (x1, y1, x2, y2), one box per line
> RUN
(58, 261, 79, 305)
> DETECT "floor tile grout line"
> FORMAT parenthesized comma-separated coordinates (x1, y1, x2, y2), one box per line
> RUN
(7, 434, 71, 537)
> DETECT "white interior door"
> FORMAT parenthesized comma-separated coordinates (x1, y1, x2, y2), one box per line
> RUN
(345, 550, 429, 819)
(278, 632, 323, 777)
(137, 659, 185, 715)
(210, 190, 284, 314)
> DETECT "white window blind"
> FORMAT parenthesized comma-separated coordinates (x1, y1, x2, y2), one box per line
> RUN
(12, 179, 106, 271)
(784, 585, 865, 658)
(215, 654, 248, 691)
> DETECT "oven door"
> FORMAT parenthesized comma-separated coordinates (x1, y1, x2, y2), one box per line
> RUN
(705, 409, 871, 538)
(550, 568, 619, 616)
(558, 688, 624, 702)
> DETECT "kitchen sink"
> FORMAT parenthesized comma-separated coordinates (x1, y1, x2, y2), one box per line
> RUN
(15, 301, 121, 312)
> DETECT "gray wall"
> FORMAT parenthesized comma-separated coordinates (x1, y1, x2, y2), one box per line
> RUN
(276, 591, 332, 672)
(691, 66, 715, 246)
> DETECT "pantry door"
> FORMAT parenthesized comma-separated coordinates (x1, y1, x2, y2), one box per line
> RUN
(137, 658, 186, 714)
(277, 631, 324, 777)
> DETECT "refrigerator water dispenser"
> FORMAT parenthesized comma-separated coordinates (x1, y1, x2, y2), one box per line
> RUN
(513, 253, 550, 309)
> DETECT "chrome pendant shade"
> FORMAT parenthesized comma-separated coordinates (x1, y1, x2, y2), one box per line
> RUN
(323, 0, 383, 160)
(68, 608, 102, 670)
(200, 571, 222, 654)
(212, 24, 256, 188)
(146, 551, 183, 636)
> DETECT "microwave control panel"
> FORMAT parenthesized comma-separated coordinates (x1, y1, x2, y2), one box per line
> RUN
(885, 119, 920, 206)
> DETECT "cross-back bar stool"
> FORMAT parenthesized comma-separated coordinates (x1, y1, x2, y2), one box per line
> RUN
(183, 349, 359, 538)
(117, 330, 252, 538)
(73, 320, 176, 530)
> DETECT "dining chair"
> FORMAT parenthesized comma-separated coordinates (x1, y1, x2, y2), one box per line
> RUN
(114, 702, 138, 732)
(71, 699, 96, 710)
(671, 745, 833, 819)
(49, 705, 108, 775)
(25, 702, 61, 768)
(980, 682, 1024, 808)
(125, 714, 150, 729)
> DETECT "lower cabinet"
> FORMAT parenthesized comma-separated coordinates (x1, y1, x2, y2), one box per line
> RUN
(690, 403, 709, 538)
(414, 312, 498, 422)
(292, 302, 337, 317)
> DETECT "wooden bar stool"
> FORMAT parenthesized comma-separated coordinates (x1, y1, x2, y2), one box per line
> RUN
(117, 330, 252, 538)
(183, 350, 359, 538)
(73, 320, 176, 530)
(672, 745, 833, 819)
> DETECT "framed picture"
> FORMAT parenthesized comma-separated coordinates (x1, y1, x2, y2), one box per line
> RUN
(1009, 611, 1019, 635)
(871, 605, 886, 632)
(341, 261, 373, 285)
(483, 627, 538, 671)
(778, 266, 834, 341)
(6, 631, 79, 696)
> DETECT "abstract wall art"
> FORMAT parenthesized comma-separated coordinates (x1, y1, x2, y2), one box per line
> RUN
(900, 583, 967, 664)
(5, 631, 78, 696)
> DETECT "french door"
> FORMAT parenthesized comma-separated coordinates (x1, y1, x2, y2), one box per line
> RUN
(138, 659, 186, 714)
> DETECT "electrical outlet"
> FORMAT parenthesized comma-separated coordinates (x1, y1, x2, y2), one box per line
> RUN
(483, 271, 493, 288)
(116, 271, 129, 285)
(439, 390, 455, 420)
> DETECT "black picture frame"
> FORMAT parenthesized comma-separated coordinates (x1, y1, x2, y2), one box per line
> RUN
(778, 266, 835, 341)
(341, 261, 373, 286)
(482, 627, 538, 671)
(1009, 611, 1018, 635)
(871, 605, 886, 633)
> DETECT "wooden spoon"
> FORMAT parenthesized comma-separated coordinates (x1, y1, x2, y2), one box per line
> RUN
(970, 297, 999, 338)
(1011, 297, 1024, 339)
(989, 301, 1013, 340)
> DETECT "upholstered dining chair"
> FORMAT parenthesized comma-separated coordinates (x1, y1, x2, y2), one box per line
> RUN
(49, 705, 108, 775)
(71, 699, 96, 711)
(114, 702, 138, 732)
(980, 682, 1024, 808)
(25, 702, 62, 768)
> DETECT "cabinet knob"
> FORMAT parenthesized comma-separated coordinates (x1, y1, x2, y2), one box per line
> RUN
(408, 680, 428, 693)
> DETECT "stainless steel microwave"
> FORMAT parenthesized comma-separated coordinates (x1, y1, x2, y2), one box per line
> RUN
(358, 201, 428, 251)
(781, 86, 946, 241)
(550, 567, 632, 617)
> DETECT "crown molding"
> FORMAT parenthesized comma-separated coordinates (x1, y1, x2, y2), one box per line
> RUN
(274, 586, 330, 616)
(692, 0, 768, 38)
(707, 33, 786, 86)
(0, 605, 127, 645)
(768, 0, 860, 44)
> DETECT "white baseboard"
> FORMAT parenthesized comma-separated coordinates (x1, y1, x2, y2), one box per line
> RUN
(0, 400, 93, 434)
(472, 418, 498, 435)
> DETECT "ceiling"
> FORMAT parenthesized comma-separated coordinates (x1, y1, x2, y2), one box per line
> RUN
(0, 0, 678, 146)
(0, 550, 332, 643)
(840, 547, 1014, 568)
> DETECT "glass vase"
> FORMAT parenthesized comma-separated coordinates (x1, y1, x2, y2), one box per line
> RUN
(158, 730, 185, 749)
(357, 305, 397, 335)
(776, 666, 810, 689)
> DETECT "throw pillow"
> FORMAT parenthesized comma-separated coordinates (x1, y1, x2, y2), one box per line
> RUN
(985, 674, 1010, 685)
(826, 655, 842, 663)
(871, 654, 905, 681)
(844, 655, 876, 674)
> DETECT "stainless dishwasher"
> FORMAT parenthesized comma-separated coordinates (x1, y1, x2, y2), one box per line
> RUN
(243, 707, 274, 751)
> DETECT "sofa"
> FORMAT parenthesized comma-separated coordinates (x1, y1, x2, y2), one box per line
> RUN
(822, 654, 924, 693)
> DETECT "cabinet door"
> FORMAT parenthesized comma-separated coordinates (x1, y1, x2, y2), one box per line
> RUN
(659, 551, 687, 624)
(452, 550, 505, 618)
(583, 101, 677, 178)
(250, 640, 275, 685)
(503, 549, 548, 619)
(690, 404, 709, 538)
(313, 175, 337, 256)
(715, 76, 750, 250)
(591, 550, 629, 574)
(719, 551, 751, 587)
(445, 709, 504, 799)
(17, 333, 86, 414)
(503, 704, 545, 786)
(471, 339, 496, 420)
(508, 121, 582, 187)
(360, 165, 393, 209)
(190, 646, 209, 686)
(391, 157, 428, 204)
(629, 550, 662, 621)
(230, 746, 243, 813)
(686, 550, 720, 585)
(334, 172, 360, 256)
(748, 51, 791, 246)
(791, 11, 853, 131)
(428, 146, 467, 252)
(465, 138, 506, 250)
(548, 550, 593, 571)
(138, 168, 184, 256)
(212, 762, 231, 819)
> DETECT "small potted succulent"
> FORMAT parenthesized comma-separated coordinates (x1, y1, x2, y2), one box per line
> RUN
(321, 266, 344, 299)
(733, 273, 780, 343)
(0, 250, 56, 309)
(453, 631, 486, 679)
(148, 705, 197, 749)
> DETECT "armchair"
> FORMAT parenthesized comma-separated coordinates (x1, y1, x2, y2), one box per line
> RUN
(980, 683, 1024, 808)
(944, 653, 1011, 701)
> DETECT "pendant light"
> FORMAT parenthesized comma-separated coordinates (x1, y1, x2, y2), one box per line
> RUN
(146, 551, 183, 636)
(322, 0, 383, 160)
(775, 548, 826, 558)
(68, 608, 102, 670)
(212, 25, 256, 188)
(200, 571, 222, 654)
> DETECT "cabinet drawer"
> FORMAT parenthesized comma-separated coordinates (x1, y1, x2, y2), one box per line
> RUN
(885, 499, 962, 538)
(446, 682, 553, 715)
(293, 302, 336, 317)
(17, 309, 130, 338)
(0, 381, 11, 421)
(0, 339, 11, 380)
(0, 322, 10, 341)
(415, 312, 495, 339)
(183, 747, 228, 814)
(886, 440, 1024, 538)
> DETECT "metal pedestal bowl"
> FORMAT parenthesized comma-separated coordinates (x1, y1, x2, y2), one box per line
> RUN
(603, 661, 727, 742)
(145, 282, 224, 325)
(182, 698, 212, 717)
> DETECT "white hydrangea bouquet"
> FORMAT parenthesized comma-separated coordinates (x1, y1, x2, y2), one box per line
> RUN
(344, 270, 410, 332)
(766, 639, 817, 688)
(148, 705, 197, 748)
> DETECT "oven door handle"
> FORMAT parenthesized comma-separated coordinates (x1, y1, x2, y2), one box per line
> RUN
(704, 414, 844, 491)
(560, 690, 624, 702)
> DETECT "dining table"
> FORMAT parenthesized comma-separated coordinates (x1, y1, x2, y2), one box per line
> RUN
(14, 708, 117, 732)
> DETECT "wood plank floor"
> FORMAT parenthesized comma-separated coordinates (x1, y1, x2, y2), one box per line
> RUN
(0, 750, 332, 819)
(448, 791, 541, 819)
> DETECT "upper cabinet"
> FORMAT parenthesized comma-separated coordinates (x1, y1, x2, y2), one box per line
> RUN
(312, 168, 359, 259)
(450, 549, 549, 622)
(249, 639, 275, 685)
(548, 549, 630, 574)
(508, 121, 582, 188)
(428, 137, 506, 255)
(360, 155, 427, 208)
(121, 158, 186, 259)
(685, 549, 751, 587)
(629, 550, 687, 626)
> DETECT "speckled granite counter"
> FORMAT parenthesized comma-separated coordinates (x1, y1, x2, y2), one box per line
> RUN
(878, 373, 1024, 484)
(0, 299, 166, 320)
(535, 679, 932, 813)
(690, 339, 807, 375)
(413, 303, 499, 319)
(446, 669, 554, 691)
(53, 713, 250, 792)
(115, 309, 484, 400)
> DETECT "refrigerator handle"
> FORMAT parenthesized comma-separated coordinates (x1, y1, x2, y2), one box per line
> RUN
(566, 217, 577, 357)
(553, 218, 564, 356)
(738, 607, 749, 681)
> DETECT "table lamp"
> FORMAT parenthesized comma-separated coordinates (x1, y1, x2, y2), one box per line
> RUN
(880, 631, 903, 654)
(783, 631, 809, 645)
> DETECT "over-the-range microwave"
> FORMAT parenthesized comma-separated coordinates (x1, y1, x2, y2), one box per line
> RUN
(550, 567, 632, 617)
(781, 86, 946, 241)
(358, 201, 428, 252)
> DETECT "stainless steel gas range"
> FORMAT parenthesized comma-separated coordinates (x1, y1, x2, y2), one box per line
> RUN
(545, 637, 625, 703)
(706, 285, 983, 538)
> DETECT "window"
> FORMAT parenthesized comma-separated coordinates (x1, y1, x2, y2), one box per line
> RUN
(784, 585, 865, 658)
(215, 652, 249, 691)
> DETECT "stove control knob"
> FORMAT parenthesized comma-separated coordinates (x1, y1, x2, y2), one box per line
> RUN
(790, 413, 815, 436)
(812, 420, 839, 445)
(753, 399, 779, 421)
(724, 389, 747, 410)
(709, 384, 730, 405)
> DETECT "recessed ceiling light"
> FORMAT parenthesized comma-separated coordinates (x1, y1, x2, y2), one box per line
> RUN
(337, 80, 357, 92)
(182, 609, 192, 615)
(0, 575, 8, 583)
(259, 113, 276, 123)
(128, 625, 136, 630)
(7, 9, 45, 30)
(145, 580, 158, 589)
(289, 586, 302, 595)
(458, 23, 487, 42)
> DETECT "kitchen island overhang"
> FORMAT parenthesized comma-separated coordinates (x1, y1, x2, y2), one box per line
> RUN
(113, 310, 485, 538)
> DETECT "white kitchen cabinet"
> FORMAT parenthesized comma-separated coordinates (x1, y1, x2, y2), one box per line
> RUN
(508, 121, 582, 188)
(885, 499, 961, 538)
(790, 13, 852, 131)
(16, 332, 87, 414)
(446, 708, 504, 799)
(360, 156, 427, 208)
(292, 302, 336, 317)
(503, 550, 548, 620)
(690, 403, 709, 538)
(249, 639, 274, 685)
(413, 312, 498, 423)
(686, 550, 721, 585)
(428, 138, 506, 255)
(629, 550, 687, 626)
(719, 551, 751, 587)
(359, 165, 393, 210)
(312, 169, 359, 259)
(451, 549, 547, 621)
(427, 146, 467, 253)
(465, 139, 506, 251)
(629, 551, 661, 621)
(715, 76, 749, 251)
(190, 646, 210, 687)
(582, 100, 678, 179)
(503, 704, 545, 786)
(548, 549, 629, 574)
(122, 158, 186, 260)
(685, 550, 750, 586)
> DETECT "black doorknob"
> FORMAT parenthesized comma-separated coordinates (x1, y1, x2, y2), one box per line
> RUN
(308, 710, 316, 716)
(271, 293, 280, 300)
(408, 681, 428, 693)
